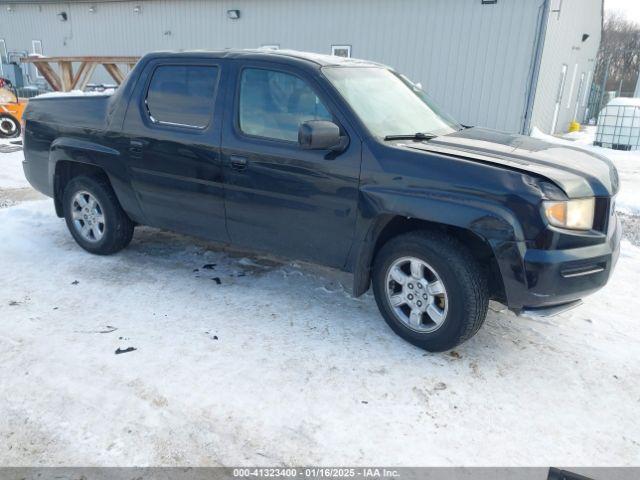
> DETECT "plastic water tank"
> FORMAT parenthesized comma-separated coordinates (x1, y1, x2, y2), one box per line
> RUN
(594, 97, 640, 151)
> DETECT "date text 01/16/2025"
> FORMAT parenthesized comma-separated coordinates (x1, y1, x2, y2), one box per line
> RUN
(232, 468, 400, 478)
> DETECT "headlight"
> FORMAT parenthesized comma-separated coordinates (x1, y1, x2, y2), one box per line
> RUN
(543, 197, 595, 230)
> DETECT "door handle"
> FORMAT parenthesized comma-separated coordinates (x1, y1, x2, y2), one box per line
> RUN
(229, 155, 248, 171)
(129, 139, 145, 156)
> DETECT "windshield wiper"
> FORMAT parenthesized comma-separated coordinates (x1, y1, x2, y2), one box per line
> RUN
(383, 132, 438, 141)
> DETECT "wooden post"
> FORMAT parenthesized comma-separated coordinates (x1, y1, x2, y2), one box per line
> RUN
(103, 63, 125, 84)
(58, 61, 74, 91)
(34, 62, 62, 91)
(71, 62, 97, 91)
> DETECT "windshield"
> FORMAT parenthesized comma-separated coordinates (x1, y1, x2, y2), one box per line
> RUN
(322, 66, 460, 139)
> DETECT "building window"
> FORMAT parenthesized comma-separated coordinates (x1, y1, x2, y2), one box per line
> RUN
(0, 39, 6, 77)
(550, 0, 563, 19)
(573, 72, 585, 119)
(331, 45, 351, 58)
(551, 64, 568, 133)
(566, 63, 578, 109)
(145, 65, 219, 128)
(239, 68, 332, 142)
(582, 71, 593, 107)
(31, 40, 43, 79)
(0, 39, 7, 63)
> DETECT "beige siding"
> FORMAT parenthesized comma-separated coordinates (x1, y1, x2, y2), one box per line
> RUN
(2, 0, 544, 132)
(530, 0, 602, 134)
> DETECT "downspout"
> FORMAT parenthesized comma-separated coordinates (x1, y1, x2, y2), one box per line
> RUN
(521, 0, 550, 135)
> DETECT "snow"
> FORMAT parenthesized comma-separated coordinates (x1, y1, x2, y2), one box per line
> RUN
(35, 89, 115, 99)
(0, 139, 29, 189)
(0, 129, 639, 466)
(605, 97, 640, 107)
(531, 126, 640, 215)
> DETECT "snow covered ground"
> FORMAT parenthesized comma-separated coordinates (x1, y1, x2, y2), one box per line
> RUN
(1, 134, 639, 466)
(0, 142, 30, 190)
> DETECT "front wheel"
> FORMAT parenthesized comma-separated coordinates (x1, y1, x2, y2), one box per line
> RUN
(372, 230, 489, 352)
(62, 175, 134, 255)
(0, 114, 20, 138)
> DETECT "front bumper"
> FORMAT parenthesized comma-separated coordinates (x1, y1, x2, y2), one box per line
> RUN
(499, 214, 621, 311)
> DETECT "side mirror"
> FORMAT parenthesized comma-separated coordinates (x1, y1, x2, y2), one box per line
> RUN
(298, 120, 346, 152)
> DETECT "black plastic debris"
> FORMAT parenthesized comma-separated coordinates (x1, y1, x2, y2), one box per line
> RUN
(71, 280, 79, 285)
(202, 264, 217, 270)
(548, 468, 595, 480)
(212, 277, 221, 285)
(115, 347, 136, 355)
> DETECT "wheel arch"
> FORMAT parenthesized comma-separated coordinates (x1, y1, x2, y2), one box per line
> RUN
(52, 160, 110, 217)
(49, 137, 144, 222)
(349, 211, 517, 303)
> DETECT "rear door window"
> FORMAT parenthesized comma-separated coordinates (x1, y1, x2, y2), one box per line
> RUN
(239, 68, 331, 142)
(146, 65, 218, 128)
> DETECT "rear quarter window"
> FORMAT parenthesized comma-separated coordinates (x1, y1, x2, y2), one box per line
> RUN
(145, 65, 218, 128)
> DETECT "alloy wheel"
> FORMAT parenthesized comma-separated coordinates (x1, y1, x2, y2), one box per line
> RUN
(385, 256, 449, 333)
(71, 191, 105, 243)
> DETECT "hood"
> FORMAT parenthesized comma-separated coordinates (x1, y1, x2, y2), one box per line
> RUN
(398, 127, 619, 198)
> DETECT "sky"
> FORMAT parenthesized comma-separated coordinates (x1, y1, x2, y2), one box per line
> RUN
(605, 0, 640, 23)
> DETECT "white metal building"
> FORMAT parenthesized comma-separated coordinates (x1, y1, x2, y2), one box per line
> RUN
(0, 0, 602, 134)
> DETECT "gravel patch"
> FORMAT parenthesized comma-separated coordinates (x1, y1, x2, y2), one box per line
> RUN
(0, 198, 17, 208)
(619, 212, 640, 246)
(0, 187, 46, 209)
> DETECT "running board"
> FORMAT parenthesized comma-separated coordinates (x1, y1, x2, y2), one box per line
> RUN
(519, 299, 583, 319)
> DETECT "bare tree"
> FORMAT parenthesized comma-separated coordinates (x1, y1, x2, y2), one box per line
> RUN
(594, 11, 640, 97)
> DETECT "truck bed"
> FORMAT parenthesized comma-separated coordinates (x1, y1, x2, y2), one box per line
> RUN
(25, 93, 114, 131)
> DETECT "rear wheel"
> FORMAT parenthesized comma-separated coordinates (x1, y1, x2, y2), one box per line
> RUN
(372, 230, 489, 352)
(62, 175, 134, 255)
(0, 114, 20, 138)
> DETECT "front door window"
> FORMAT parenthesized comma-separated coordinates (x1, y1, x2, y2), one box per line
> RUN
(239, 68, 331, 142)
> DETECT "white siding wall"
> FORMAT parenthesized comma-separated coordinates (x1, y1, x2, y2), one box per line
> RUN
(0, 0, 543, 132)
(530, 0, 602, 134)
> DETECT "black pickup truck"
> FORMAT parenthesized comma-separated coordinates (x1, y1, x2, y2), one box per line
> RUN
(22, 50, 621, 351)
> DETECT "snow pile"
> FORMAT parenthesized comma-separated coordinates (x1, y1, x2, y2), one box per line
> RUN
(531, 126, 640, 215)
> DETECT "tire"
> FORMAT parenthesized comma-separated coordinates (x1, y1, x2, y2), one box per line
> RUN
(372, 230, 488, 352)
(0, 114, 20, 138)
(62, 175, 134, 255)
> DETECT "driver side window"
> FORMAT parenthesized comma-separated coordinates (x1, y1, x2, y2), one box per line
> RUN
(239, 68, 332, 142)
